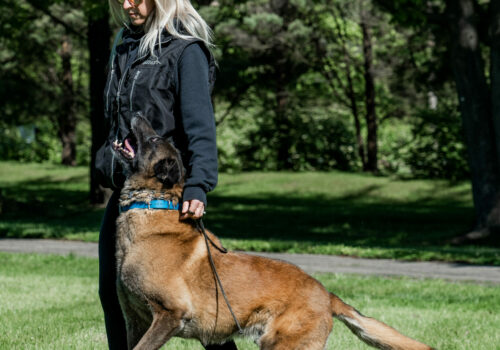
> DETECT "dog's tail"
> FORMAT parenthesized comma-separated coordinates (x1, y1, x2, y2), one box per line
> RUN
(330, 293, 434, 350)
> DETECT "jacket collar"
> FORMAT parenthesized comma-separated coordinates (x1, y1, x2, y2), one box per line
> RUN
(115, 28, 175, 73)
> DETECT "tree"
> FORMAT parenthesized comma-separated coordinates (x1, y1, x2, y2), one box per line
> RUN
(206, 0, 318, 169)
(85, 2, 111, 204)
(315, 4, 368, 168)
(0, 0, 87, 165)
(446, 0, 500, 239)
(26, 0, 87, 166)
(375, 0, 500, 238)
(307, 0, 419, 173)
(58, 33, 78, 165)
(360, 5, 378, 172)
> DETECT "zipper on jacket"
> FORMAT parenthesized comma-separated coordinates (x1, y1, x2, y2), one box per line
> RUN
(105, 69, 115, 111)
(110, 128, 120, 189)
(116, 70, 127, 113)
(129, 70, 141, 111)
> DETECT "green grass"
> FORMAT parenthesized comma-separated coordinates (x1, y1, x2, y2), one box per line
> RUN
(1, 161, 499, 265)
(0, 252, 498, 349)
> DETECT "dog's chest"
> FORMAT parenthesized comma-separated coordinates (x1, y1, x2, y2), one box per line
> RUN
(114, 213, 155, 295)
(115, 211, 160, 265)
(115, 213, 136, 265)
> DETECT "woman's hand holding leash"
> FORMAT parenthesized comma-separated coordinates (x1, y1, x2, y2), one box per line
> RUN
(180, 199, 205, 220)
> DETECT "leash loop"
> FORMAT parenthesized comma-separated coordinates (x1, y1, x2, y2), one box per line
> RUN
(196, 219, 244, 334)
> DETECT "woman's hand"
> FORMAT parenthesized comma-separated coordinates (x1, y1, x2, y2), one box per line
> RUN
(180, 199, 205, 220)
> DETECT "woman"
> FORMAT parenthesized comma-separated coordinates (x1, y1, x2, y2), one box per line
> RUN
(95, 0, 237, 349)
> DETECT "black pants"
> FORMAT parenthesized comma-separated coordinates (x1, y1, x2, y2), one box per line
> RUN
(98, 191, 237, 350)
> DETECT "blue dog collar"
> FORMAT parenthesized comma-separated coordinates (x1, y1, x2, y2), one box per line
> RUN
(120, 199, 179, 213)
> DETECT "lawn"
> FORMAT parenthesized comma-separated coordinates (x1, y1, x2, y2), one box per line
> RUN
(1, 161, 499, 265)
(0, 252, 498, 350)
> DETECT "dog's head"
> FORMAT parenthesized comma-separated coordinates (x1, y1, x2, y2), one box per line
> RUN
(112, 115, 184, 189)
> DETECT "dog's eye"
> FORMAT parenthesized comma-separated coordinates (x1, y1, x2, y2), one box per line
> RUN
(150, 137, 162, 143)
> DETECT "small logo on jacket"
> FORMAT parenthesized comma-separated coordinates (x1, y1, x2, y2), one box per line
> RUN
(142, 59, 161, 66)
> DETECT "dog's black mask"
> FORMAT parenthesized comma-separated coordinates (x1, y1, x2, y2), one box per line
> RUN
(113, 115, 184, 188)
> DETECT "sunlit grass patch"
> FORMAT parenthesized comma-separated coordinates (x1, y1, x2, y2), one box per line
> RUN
(0, 252, 498, 349)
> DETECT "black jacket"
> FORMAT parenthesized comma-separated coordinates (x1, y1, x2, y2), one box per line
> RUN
(95, 28, 218, 205)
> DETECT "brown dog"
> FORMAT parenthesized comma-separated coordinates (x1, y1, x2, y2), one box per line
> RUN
(112, 116, 434, 350)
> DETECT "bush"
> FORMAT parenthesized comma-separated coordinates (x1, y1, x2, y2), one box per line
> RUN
(0, 119, 60, 163)
(377, 102, 469, 180)
(405, 104, 469, 180)
(216, 100, 357, 172)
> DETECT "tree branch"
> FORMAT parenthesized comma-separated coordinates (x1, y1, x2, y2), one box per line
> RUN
(25, 0, 86, 40)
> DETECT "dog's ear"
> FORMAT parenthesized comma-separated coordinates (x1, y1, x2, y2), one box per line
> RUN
(154, 158, 181, 188)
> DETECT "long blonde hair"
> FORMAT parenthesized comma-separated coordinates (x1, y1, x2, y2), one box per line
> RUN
(109, 0, 213, 57)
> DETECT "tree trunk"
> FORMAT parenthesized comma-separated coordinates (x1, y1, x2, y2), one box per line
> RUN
(447, 0, 500, 235)
(88, 9, 111, 204)
(360, 18, 378, 173)
(345, 58, 367, 170)
(328, 4, 367, 169)
(275, 80, 293, 170)
(490, 0, 500, 164)
(59, 34, 77, 166)
(273, 0, 293, 170)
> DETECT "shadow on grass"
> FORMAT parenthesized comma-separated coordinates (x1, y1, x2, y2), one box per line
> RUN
(0, 175, 104, 239)
(204, 192, 476, 247)
(1, 175, 498, 263)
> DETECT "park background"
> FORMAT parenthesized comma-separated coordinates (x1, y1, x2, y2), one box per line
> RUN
(1, 0, 499, 349)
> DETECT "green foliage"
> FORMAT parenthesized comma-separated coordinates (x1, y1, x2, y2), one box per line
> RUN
(0, 0, 472, 180)
(215, 85, 358, 171)
(0, 0, 89, 165)
(0, 121, 61, 163)
(0, 118, 91, 166)
(377, 119, 414, 175)
(76, 119, 92, 165)
(406, 104, 469, 180)
(377, 0, 431, 26)
(206, 0, 469, 176)
(375, 104, 469, 180)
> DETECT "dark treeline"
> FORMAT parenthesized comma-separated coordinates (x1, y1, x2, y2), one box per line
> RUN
(1, 0, 499, 238)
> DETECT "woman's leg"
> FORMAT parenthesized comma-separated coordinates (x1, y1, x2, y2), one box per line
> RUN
(98, 191, 128, 350)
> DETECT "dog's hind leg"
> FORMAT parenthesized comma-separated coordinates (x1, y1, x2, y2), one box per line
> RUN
(260, 333, 329, 350)
(132, 301, 184, 350)
(259, 311, 332, 350)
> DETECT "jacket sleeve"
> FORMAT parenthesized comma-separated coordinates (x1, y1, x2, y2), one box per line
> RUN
(176, 42, 218, 206)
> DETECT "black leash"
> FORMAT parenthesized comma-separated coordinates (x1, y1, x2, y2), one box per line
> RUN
(196, 219, 244, 334)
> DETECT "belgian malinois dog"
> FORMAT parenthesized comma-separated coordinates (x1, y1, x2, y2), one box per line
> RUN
(112, 115, 434, 350)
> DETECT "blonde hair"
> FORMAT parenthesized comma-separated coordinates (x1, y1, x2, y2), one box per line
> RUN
(109, 0, 213, 57)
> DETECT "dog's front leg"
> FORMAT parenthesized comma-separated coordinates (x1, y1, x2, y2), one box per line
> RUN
(132, 302, 184, 350)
